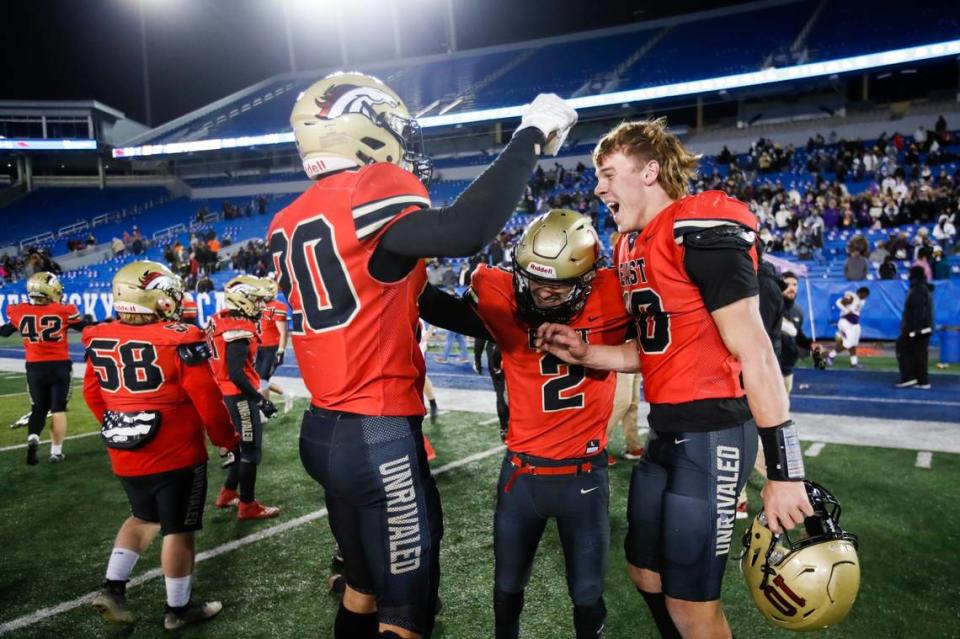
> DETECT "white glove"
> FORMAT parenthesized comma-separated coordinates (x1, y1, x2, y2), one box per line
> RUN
(515, 93, 578, 156)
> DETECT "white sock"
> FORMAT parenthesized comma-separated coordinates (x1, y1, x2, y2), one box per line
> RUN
(105, 548, 140, 582)
(27, 433, 39, 443)
(165, 575, 192, 608)
(850, 355, 859, 365)
(50, 443, 62, 456)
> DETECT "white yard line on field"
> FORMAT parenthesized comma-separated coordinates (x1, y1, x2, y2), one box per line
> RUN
(0, 443, 506, 635)
(805, 442, 826, 457)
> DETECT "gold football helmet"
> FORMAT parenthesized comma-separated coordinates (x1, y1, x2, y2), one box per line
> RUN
(741, 481, 860, 631)
(224, 275, 272, 318)
(512, 209, 599, 324)
(26, 272, 64, 304)
(260, 275, 279, 301)
(290, 71, 431, 182)
(112, 261, 184, 320)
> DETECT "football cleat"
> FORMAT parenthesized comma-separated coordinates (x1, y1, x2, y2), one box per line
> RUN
(91, 581, 134, 624)
(623, 448, 645, 461)
(237, 500, 280, 520)
(214, 487, 240, 509)
(895, 380, 918, 388)
(163, 599, 223, 631)
(49, 453, 65, 464)
(26, 439, 39, 466)
(915, 384, 931, 390)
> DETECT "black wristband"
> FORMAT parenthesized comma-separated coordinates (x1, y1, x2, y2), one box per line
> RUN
(758, 419, 805, 481)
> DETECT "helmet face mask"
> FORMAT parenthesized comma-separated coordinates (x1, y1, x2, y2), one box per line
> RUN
(112, 261, 184, 321)
(26, 272, 64, 304)
(291, 72, 432, 183)
(740, 481, 861, 631)
(512, 209, 599, 325)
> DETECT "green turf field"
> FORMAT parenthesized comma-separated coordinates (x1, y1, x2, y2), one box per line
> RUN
(0, 372, 958, 637)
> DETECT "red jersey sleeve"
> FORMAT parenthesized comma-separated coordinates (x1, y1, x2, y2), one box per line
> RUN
(350, 162, 431, 242)
(64, 304, 83, 325)
(81, 327, 107, 422)
(179, 352, 237, 449)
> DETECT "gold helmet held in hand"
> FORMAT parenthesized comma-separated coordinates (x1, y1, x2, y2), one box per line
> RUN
(512, 209, 599, 324)
(224, 275, 273, 318)
(26, 272, 64, 304)
(740, 481, 860, 631)
(112, 261, 184, 320)
(290, 71, 431, 182)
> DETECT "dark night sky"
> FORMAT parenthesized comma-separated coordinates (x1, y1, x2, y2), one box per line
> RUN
(1, 0, 747, 127)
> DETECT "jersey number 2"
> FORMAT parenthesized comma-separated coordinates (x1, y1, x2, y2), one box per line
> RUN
(540, 354, 585, 411)
(270, 216, 360, 333)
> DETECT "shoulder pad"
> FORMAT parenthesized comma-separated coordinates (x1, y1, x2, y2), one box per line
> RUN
(178, 341, 212, 365)
(679, 224, 756, 251)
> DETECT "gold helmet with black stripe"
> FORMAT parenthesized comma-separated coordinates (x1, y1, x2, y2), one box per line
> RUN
(26, 272, 64, 304)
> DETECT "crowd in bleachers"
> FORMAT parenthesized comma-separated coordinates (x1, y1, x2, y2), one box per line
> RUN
(0, 247, 62, 284)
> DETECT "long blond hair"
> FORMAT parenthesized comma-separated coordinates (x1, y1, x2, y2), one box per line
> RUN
(593, 117, 699, 200)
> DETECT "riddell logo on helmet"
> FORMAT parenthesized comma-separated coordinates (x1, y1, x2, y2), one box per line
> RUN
(527, 262, 557, 278)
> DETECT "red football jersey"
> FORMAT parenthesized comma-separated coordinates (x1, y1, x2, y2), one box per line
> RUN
(267, 162, 430, 416)
(615, 191, 758, 406)
(82, 320, 237, 476)
(181, 296, 198, 324)
(257, 299, 288, 348)
(206, 310, 260, 396)
(7, 301, 82, 362)
(471, 266, 630, 459)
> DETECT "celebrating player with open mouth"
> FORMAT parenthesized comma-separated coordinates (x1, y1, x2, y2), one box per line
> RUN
(537, 118, 813, 639)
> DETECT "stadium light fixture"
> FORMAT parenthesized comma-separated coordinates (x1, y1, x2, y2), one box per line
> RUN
(112, 38, 960, 159)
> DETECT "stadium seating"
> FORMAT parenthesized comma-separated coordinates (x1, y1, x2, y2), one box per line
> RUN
(127, 0, 960, 148)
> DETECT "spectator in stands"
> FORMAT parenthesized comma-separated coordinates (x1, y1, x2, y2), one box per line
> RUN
(844, 247, 869, 281)
(86, 232, 97, 246)
(440, 261, 457, 289)
(111, 237, 125, 257)
(912, 247, 933, 282)
(931, 246, 951, 280)
(888, 231, 910, 260)
(933, 214, 956, 250)
(879, 255, 897, 280)
(896, 266, 934, 389)
(869, 240, 889, 265)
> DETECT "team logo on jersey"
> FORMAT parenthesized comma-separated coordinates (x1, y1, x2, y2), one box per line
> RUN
(315, 84, 399, 122)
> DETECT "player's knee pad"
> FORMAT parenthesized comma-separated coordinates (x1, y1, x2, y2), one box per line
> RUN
(493, 589, 524, 626)
(661, 491, 711, 567)
(573, 598, 607, 639)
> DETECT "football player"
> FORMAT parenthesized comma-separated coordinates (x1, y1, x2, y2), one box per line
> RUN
(537, 118, 813, 638)
(827, 287, 870, 368)
(208, 276, 280, 520)
(82, 261, 238, 630)
(1, 272, 90, 464)
(269, 71, 576, 639)
(419, 210, 630, 639)
(255, 277, 293, 413)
